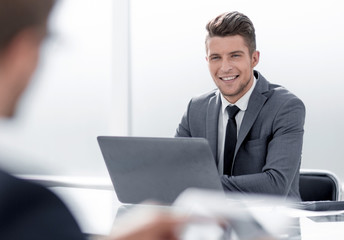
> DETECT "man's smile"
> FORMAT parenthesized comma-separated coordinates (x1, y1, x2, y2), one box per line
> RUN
(219, 75, 239, 81)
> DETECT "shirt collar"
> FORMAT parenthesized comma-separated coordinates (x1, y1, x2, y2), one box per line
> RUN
(219, 75, 257, 114)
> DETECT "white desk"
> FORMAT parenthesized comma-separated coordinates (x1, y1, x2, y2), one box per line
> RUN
(18, 175, 344, 240)
(51, 187, 119, 237)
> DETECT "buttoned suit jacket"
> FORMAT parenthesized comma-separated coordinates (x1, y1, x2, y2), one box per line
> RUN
(175, 71, 305, 199)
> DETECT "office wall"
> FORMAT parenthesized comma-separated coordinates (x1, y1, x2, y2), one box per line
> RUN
(1, 0, 344, 182)
(130, 0, 344, 180)
(0, 0, 120, 176)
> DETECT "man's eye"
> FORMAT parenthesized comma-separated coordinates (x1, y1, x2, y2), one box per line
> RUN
(210, 56, 220, 60)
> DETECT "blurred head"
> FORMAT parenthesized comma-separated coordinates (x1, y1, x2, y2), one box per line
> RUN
(205, 11, 259, 103)
(0, 0, 55, 117)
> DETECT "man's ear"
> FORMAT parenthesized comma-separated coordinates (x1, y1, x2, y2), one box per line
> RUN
(251, 50, 260, 68)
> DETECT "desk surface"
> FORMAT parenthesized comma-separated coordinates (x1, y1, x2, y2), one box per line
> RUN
(48, 187, 344, 240)
(18, 175, 344, 240)
(51, 187, 118, 237)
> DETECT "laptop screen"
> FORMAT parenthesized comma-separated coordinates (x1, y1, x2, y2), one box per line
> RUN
(97, 136, 223, 204)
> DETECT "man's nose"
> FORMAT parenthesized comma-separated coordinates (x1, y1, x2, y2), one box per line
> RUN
(220, 59, 233, 72)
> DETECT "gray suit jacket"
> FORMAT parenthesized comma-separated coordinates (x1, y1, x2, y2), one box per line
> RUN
(175, 71, 305, 199)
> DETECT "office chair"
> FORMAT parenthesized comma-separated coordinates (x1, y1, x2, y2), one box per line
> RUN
(299, 169, 342, 201)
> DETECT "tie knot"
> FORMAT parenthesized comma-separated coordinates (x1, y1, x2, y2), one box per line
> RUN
(226, 105, 240, 119)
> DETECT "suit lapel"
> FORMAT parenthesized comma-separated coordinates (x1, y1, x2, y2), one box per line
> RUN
(206, 93, 221, 164)
(235, 72, 270, 155)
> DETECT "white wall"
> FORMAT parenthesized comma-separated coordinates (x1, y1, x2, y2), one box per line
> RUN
(1, 0, 344, 182)
(0, 0, 126, 176)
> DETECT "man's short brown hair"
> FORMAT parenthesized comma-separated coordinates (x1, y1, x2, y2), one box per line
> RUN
(206, 11, 256, 55)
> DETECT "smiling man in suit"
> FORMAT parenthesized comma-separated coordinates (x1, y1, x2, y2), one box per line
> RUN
(176, 11, 306, 199)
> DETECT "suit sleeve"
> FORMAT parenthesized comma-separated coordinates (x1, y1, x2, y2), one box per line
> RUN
(0, 173, 85, 240)
(221, 96, 306, 197)
(175, 99, 192, 137)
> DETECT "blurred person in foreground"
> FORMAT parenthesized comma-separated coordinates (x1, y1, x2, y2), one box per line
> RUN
(0, 0, 185, 239)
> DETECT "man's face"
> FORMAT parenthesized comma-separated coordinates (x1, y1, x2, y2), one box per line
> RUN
(0, 28, 44, 117)
(206, 35, 259, 103)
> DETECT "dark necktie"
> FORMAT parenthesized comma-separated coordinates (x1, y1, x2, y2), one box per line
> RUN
(223, 105, 240, 175)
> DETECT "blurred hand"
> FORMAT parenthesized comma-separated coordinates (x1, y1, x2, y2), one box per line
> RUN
(107, 206, 187, 240)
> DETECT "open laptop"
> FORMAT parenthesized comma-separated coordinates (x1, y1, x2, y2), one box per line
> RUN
(97, 136, 223, 204)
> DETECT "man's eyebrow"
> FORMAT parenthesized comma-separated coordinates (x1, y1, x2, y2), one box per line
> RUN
(208, 53, 220, 58)
(229, 50, 245, 55)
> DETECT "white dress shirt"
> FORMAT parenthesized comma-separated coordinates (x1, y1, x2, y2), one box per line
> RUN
(217, 76, 257, 175)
